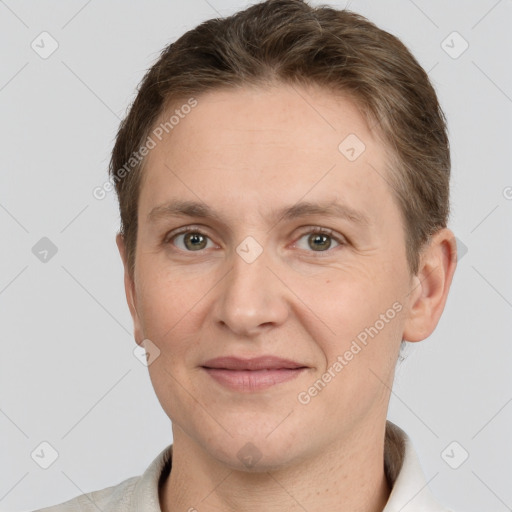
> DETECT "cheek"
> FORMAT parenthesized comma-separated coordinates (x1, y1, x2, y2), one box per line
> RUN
(309, 267, 402, 327)
(313, 281, 404, 394)
(134, 260, 199, 345)
(300, 270, 406, 371)
(135, 265, 206, 415)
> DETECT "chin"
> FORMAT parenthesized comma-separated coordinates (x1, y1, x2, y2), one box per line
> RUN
(197, 423, 308, 473)
(215, 441, 301, 473)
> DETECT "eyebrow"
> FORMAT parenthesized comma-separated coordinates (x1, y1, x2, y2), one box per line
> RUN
(147, 199, 370, 226)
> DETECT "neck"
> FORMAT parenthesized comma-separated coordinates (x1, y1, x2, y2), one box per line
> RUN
(161, 421, 391, 512)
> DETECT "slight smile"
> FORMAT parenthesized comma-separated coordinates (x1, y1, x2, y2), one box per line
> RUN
(201, 356, 309, 392)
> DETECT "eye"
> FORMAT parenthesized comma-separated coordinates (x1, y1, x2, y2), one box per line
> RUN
(165, 226, 346, 254)
(294, 228, 345, 253)
(167, 228, 215, 252)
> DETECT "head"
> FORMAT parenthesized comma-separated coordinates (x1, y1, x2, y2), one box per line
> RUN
(112, 0, 457, 470)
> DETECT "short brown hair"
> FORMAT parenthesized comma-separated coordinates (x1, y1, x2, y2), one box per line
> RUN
(110, 0, 450, 276)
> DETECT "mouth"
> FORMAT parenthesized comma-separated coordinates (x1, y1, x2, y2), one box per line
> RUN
(201, 356, 309, 392)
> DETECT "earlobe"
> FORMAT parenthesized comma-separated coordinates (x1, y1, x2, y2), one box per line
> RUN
(116, 233, 144, 344)
(402, 228, 458, 343)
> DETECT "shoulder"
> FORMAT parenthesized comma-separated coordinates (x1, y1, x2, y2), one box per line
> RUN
(32, 445, 173, 512)
(32, 476, 139, 512)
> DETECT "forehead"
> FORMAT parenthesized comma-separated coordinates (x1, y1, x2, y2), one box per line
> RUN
(139, 84, 395, 223)
(155, 84, 377, 163)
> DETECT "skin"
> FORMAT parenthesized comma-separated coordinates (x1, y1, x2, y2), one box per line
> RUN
(116, 83, 457, 512)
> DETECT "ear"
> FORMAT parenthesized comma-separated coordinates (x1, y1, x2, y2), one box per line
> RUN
(116, 233, 144, 345)
(402, 228, 458, 342)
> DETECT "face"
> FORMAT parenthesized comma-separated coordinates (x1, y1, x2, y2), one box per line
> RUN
(121, 84, 419, 470)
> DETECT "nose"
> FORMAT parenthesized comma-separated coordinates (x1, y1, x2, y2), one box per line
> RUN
(212, 243, 290, 337)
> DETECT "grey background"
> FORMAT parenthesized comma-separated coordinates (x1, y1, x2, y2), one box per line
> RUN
(1, 1, 511, 511)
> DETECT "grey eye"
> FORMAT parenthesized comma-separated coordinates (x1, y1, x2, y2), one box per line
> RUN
(173, 232, 212, 251)
(295, 232, 341, 252)
(308, 233, 332, 251)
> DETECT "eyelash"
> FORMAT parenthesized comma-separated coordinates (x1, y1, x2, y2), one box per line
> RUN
(164, 225, 347, 255)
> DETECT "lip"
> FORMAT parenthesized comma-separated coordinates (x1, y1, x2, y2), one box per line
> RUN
(202, 356, 305, 371)
(201, 356, 308, 392)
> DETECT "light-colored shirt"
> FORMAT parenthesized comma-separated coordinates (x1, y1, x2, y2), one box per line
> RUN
(33, 421, 454, 511)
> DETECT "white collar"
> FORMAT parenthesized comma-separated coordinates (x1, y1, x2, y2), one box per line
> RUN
(132, 421, 449, 511)
(382, 421, 450, 511)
